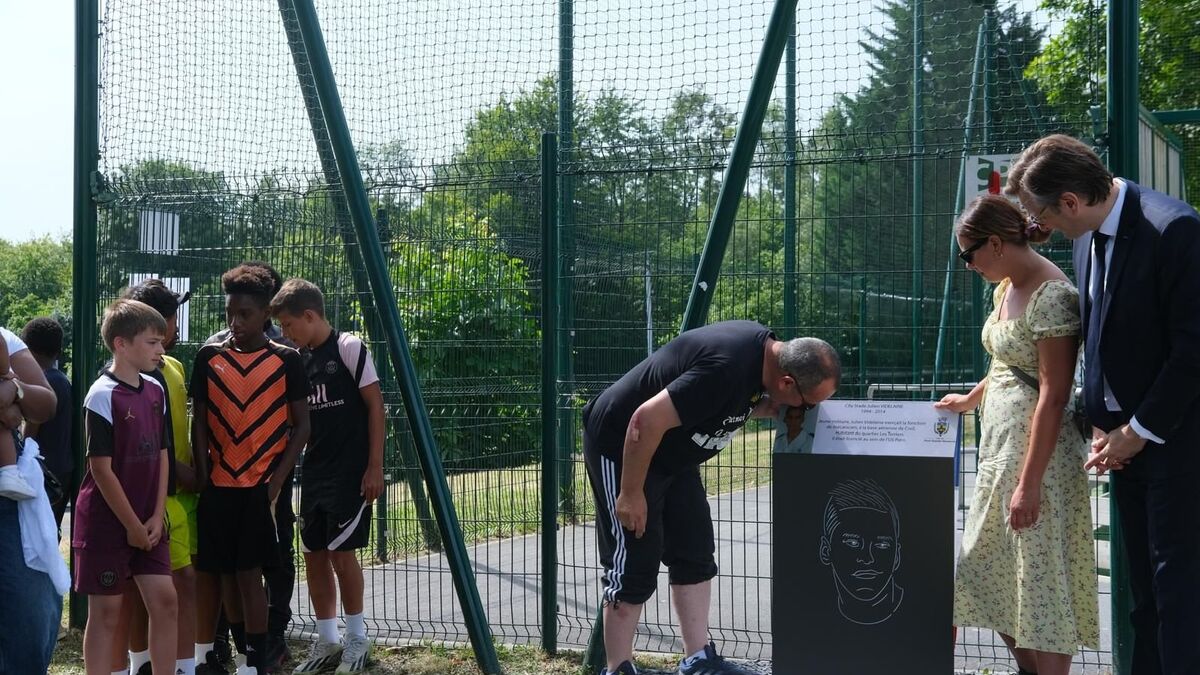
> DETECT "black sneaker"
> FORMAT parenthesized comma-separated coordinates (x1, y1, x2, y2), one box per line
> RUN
(214, 634, 235, 668)
(676, 642, 756, 675)
(602, 661, 638, 675)
(196, 650, 230, 675)
(136, 663, 152, 675)
(264, 635, 290, 673)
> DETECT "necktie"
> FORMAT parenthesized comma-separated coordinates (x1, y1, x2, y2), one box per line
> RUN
(1084, 232, 1110, 416)
(1088, 232, 1110, 327)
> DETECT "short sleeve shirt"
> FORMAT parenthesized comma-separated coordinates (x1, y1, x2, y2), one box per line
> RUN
(582, 320, 771, 474)
(302, 331, 379, 479)
(72, 372, 168, 550)
(37, 368, 74, 477)
(191, 340, 309, 487)
(1, 328, 26, 359)
(160, 355, 193, 489)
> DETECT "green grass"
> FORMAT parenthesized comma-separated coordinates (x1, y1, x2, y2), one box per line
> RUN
(372, 424, 776, 560)
(48, 628, 681, 675)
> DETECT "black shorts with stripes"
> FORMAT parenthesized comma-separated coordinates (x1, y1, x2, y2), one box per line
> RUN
(583, 440, 719, 605)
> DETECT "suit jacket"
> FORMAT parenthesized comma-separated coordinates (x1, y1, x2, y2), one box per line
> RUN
(1074, 181, 1200, 443)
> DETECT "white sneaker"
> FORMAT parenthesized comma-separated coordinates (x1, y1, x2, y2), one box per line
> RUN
(293, 639, 343, 674)
(0, 467, 35, 500)
(335, 634, 371, 674)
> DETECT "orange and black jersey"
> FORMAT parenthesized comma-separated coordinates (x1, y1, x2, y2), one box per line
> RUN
(191, 339, 309, 488)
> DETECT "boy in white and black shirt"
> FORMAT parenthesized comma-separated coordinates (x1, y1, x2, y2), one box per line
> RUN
(270, 279, 384, 675)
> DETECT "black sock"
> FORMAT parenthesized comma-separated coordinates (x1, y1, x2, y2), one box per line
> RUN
(247, 632, 267, 670)
(230, 621, 247, 655)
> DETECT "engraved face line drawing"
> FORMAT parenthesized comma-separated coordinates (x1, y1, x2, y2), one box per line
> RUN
(819, 478, 904, 625)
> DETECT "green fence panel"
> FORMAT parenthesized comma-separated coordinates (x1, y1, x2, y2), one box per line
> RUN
(80, 0, 1124, 670)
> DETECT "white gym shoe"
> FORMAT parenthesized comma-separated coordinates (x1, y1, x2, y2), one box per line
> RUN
(335, 634, 371, 674)
(293, 639, 343, 674)
(0, 467, 35, 501)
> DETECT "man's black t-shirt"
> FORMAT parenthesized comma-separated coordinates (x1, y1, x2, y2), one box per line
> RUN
(582, 320, 771, 475)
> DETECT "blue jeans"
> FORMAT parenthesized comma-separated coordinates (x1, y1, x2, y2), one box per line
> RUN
(0, 497, 62, 674)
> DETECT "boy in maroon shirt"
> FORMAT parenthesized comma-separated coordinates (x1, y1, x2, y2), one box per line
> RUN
(73, 299, 178, 675)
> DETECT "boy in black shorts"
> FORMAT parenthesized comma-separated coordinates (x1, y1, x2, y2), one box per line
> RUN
(192, 266, 310, 675)
(270, 279, 384, 675)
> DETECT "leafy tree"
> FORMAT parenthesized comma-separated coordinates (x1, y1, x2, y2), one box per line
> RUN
(0, 237, 73, 363)
(1027, 0, 1200, 197)
(807, 0, 1047, 379)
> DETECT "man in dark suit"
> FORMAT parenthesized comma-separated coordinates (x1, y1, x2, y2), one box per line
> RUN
(1007, 134, 1200, 675)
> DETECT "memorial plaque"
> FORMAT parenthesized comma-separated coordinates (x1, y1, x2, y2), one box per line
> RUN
(773, 401, 957, 674)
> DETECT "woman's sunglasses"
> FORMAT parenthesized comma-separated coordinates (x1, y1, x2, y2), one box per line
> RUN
(958, 238, 988, 264)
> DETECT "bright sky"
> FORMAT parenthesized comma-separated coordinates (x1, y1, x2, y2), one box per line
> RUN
(0, 0, 1052, 245)
(0, 0, 73, 243)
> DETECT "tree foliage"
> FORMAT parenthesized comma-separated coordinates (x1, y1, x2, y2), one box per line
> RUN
(1027, 0, 1200, 197)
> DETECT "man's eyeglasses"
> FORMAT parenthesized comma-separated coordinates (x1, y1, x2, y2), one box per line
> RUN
(958, 238, 988, 264)
(797, 391, 817, 412)
(1027, 202, 1051, 229)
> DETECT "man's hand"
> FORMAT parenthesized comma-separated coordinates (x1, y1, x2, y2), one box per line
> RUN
(1008, 481, 1041, 530)
(615, 490, 648, 538)
(361, 464, 384, 502)
(127, 522, 152, 551)
(145, 514, 164, 548)
(1084, 424, 1146, 473)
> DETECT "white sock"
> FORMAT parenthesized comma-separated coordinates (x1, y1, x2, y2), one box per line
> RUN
(344, 612, 366, 638)
(129, 649, 151, 672)
(681, 647, 707, 665)
(605, 666, 637, 675)
(317, 617, 340, 644)
(195, 643, 214, 663)
(111, 670, 127, 675)
(175, 657, 195, 675)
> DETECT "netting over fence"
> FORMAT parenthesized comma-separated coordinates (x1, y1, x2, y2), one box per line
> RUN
(85, 0, 1119, 670)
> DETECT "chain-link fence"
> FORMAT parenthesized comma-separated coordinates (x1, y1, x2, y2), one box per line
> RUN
(77, 0, 1132, 670)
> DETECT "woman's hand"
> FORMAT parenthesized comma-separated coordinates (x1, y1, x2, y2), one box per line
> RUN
(934, 393, 975, 414)
(1008, 481, 1041, 530)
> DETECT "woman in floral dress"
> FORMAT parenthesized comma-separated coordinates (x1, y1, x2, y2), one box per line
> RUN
(936, 194, 1098, 675)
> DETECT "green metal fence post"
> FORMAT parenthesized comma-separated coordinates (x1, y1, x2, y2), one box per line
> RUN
(540, 133, 561, 655)
(70, 0, 101, 630)
(287, 1, 501, 671)
(910, 0, 925, 384)
(556, 0, 578, 525)
(680, 0, 801, 332)
(783, 9, 798, 336)
(858, 275, 867, 389)
(274, 0, 439, 554)
(931, 21, 985, 394)
(1107, 1, 1139, 672)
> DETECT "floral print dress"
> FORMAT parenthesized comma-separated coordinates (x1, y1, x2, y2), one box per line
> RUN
(953, 278, 1099, 654)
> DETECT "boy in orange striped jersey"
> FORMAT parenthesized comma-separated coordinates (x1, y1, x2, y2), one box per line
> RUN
(191, 265, 310, 675)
